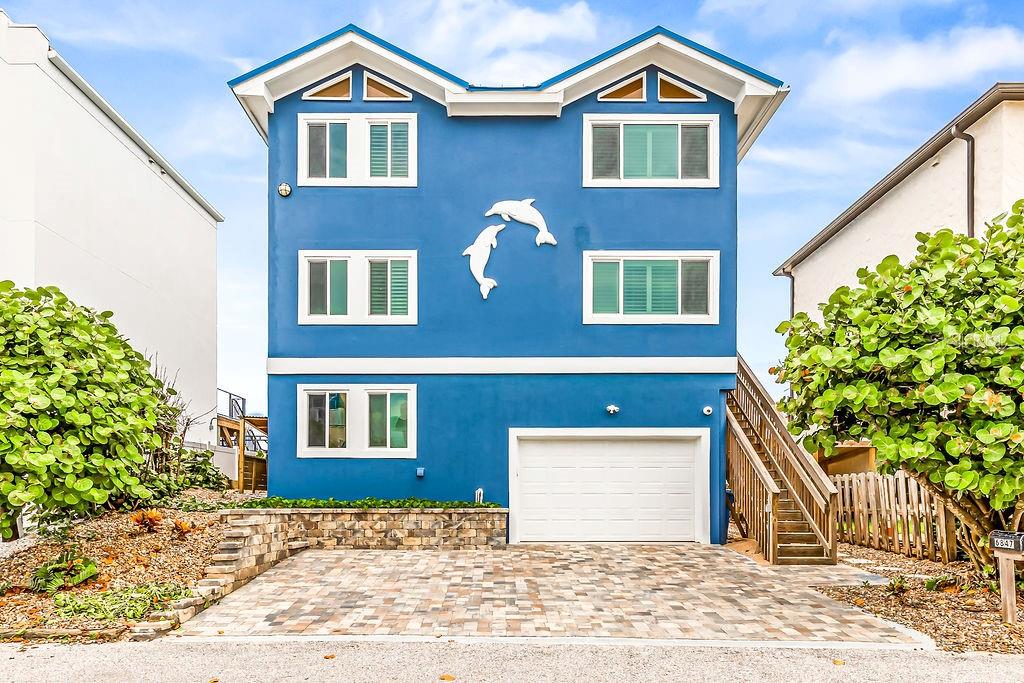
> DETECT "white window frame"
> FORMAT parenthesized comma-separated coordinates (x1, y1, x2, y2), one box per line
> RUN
(582, 250, 720, 325)
(582, 113, 719, 188)
(297, 113, 418, 187)
(297, 384, 416, 459)
(657, 72, 707, 102)
(298, 250, 418, 325)
(301, 71, 352, 101)
(363, 72, 413, 101)
(596, 73, 646, 102)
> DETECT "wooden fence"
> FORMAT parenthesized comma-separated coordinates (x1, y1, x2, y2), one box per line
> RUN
(832, 471, 957, 563)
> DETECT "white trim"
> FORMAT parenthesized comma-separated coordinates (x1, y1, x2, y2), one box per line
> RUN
(296, 113, 418, 187)
(363, 71, 413, 101)
(596, 72, 646, 102)
(657, 72, 706, 102)
(507, 427, 711, 545)
(582, 250, 720, 325)
(298, 250, 418, 325)
(296, 383, 416, 459)
(268, 356, 737, 374)
(582, 113, 719, 188)
(301, 71, 353, 100)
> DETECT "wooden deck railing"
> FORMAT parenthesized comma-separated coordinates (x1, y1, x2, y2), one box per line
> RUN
(730, 355, 839, 562)
(726, 410, 780, 564)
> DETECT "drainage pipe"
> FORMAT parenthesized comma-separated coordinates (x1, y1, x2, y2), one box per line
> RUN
(950, 123, 976, 237)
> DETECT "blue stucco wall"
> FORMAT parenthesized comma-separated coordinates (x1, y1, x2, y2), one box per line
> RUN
(267, 65, 737, 358)
(264, 64, 739, 544)
(269, 373, 733, 544)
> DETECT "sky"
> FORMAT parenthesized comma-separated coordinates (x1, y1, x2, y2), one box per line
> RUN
(7, 0, 1024, 413)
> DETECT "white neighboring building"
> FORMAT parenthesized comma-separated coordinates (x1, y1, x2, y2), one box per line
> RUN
(0, 11, 223, 444)
(775, 83, 1024, 318)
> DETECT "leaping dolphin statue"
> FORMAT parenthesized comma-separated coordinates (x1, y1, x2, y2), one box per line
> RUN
(462, 224, 505, 299)
(484, 199, 557, 246)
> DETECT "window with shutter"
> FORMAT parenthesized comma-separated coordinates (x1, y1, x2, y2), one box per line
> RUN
(584, 251, 718, 323)
(583, 114, 718, 187)
(299, 251, 417, 324)
(298, 114, 416, 187)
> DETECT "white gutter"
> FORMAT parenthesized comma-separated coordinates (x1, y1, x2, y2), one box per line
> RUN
(47, 50, 225, 223)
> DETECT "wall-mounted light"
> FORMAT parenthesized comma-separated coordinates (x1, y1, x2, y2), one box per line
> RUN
(277, 182, 292, 197)
(606, 404, 620, 415)
(703, 405, 714, 416)
(416, 467, 425, 478)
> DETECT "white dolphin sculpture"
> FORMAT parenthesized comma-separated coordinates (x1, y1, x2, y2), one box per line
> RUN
(462, 224, 505, 299)
(485, 198, 557, 246)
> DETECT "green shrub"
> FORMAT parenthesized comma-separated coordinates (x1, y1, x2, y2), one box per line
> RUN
(238, 496, 502, 510)
(0, 283, 175, 538)
(29, 550, 98, 594)
(775, 202, 1024, 570)
(176, 449, 229, 490)
(53, 583, 191, 621)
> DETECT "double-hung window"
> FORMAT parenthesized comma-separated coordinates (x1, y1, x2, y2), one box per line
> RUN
(299, 250, 416, 324)
(583, 114, 718, 188)
(299, 384, 415, 458)
(298, 113, 417, 187)
(583, 251, 719, 324)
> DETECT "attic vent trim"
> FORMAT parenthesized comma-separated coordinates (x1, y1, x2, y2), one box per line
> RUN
(597, 73, 646, 102)
(657, 72, 706, 102)
(302, 71, 353, 101)
(363, 72, 413, 101)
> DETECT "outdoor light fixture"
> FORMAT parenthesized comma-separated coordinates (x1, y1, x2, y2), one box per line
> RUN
(277, 182, 292, 197)
(703, 405, 714, 416)
(606, 404, 620, 414)
(416, 467, 425, 478)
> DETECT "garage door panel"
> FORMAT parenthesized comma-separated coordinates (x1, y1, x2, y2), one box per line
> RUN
(514, 435, 701, 543)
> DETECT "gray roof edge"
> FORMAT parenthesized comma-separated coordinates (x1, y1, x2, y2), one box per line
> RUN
(773, 82, 1024, 277)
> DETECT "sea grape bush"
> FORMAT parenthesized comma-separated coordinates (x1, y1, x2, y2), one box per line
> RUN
(0, 283, 169, 539)
(774, 202, 1024, 569)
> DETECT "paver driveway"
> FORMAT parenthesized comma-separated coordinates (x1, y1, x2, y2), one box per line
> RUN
(178, 545, 927, 645)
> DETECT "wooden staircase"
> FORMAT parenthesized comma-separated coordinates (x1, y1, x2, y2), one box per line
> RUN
(726, 355, 838, 565)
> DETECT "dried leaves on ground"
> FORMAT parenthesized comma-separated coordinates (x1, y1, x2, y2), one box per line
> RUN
(820, 543, 1023, 653)
(0, 489, 258, 637)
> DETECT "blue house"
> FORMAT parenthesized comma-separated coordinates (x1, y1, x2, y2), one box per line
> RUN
(230, 26, 787, 545)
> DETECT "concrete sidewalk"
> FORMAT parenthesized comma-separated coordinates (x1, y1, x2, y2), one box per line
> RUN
(3, 639, 1022, 682)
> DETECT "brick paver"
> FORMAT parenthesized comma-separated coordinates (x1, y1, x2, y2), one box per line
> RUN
(178, 545, 925, 644)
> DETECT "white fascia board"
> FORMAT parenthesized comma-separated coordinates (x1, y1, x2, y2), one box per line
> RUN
(267, 356, 738, 375)
(445, 91, 564, 117)
(737, 87, 789, 161)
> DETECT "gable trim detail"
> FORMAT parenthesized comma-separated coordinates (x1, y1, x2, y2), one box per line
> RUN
(597, 73, 646, 102)
(657, 72, 706, 102)
(302, 71, 352, 100)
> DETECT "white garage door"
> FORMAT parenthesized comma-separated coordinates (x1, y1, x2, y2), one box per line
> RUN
(511, 432, 707, 543)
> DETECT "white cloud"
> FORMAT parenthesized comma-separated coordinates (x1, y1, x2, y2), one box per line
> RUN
(365, 0, 600, 85)
(166, 100, 264, 160)
(806, 25, 1024, 104)
(698, 0, 955, 35)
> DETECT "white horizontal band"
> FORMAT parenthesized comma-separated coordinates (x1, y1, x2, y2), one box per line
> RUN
(267, 356, 737, 375)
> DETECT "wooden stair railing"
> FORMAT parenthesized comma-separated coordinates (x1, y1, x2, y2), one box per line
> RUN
(727, 354, 839, 564)
(726, 410, 781, 564)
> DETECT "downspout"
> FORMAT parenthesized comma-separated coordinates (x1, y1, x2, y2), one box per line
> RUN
(950, 123, 975, 237)
(782, 271, 795, 319)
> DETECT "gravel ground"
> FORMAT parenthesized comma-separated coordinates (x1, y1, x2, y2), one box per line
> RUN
(2, 638, 1023, 682)
(819, 543, 1023, 653)
(0, 535, 36, 561)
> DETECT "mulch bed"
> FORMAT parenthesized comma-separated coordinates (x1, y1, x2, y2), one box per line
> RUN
(0, 489, 260, 642)
(819, 542, 1024, 653)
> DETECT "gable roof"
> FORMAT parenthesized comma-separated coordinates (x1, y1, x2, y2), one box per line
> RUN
(229, 24, 788, 157)
(774, 82, 1024, 277)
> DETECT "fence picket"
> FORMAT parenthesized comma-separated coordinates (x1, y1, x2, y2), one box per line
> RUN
(830, 470, 953, 563)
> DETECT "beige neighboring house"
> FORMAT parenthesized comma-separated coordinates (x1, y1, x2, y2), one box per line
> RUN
(0, 11, 224, 446)
(775, 83, 1024, 318)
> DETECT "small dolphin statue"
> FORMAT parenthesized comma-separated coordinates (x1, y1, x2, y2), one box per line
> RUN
(485, 198, 557, 246)
(462, 224, 505, 299)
